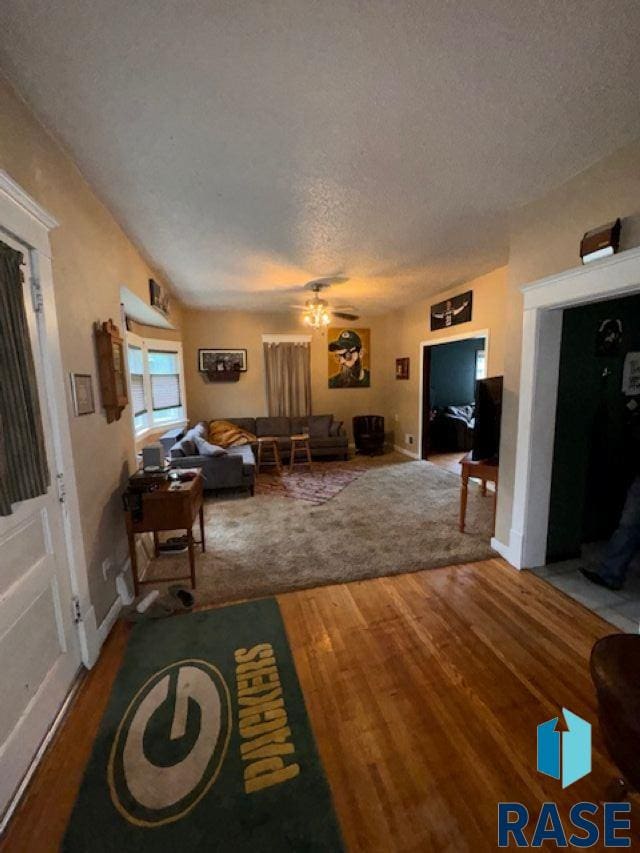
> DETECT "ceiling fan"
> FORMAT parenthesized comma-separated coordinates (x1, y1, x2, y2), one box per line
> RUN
(288, 278, 360, 328)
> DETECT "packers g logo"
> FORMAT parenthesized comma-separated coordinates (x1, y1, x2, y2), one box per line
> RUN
(108, 660, 231, 827)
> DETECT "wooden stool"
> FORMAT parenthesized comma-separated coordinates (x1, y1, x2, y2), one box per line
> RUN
(257, 436, 282, 473)
(289, 433, 312, 472)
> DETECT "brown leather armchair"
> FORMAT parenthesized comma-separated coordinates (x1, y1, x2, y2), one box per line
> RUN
(590, 634, 640, 795)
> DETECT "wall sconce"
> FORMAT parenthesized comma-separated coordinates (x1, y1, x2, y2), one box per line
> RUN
(580, 218, 621, 264)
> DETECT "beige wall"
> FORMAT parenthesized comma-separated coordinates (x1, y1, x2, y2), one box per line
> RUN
(388, 267, 508, 455)
(182, 309, 395, 439)
(495, 139, 640, 545)
(0, 78, 183, 623)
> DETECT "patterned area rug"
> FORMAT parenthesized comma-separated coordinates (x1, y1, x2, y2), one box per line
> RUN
(255, 463, 367, 505)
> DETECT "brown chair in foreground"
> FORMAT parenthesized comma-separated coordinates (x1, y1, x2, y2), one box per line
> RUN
(590, 634, 640, 798)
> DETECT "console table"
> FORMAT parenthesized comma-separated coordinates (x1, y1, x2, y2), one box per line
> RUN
(459, 452, 498, 535)
(124, 470, 205, 595)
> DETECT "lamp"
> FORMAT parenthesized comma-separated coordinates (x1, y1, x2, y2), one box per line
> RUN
(580, 218, 621, 264)
(302, 294, 331, 329)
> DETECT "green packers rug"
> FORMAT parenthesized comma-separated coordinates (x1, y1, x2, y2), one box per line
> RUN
(63, 599, 343, 852)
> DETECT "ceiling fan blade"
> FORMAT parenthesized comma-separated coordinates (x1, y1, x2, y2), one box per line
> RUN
(333, 305, 358, 312)
(332, 311, 360, 321)
(303, 275, 349, 290)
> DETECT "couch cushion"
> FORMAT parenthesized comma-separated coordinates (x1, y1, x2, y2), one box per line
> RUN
(256, 416, 290, 437)
(180, 438, 198, 456)
(227, 444, 256, 475)
(194, 435, 227, 457)
(190, 422, 208, 439)
(290, 416, 309, 435)
(308, 414, 332, 438)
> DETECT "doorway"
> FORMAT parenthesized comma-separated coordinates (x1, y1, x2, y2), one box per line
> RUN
(499, 244, 640, 572)
(529, 292, 640, 631)
(419, 332, 488, 461)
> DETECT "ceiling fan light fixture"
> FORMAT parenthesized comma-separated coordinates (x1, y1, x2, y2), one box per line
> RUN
(302, 299, 331, 328)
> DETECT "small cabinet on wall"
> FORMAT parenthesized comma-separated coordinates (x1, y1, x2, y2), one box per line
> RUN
(95, 319, 128, 422)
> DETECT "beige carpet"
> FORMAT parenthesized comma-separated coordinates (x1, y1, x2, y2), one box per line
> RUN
(142, 453, 495, 606)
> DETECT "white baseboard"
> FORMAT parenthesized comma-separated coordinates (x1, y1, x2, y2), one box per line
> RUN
(96, 592, 123, 648)
(490, 534, 523, 570)
(394, 444, 420, 459)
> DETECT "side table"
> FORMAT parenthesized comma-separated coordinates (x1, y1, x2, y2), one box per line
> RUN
(124, 469, 205, 595)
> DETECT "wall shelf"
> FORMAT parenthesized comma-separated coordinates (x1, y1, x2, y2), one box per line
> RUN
(203, 370, 241, 383)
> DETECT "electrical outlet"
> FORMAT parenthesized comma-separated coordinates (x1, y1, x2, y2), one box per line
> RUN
(102, 557, 112, 581)
(405, 434, 414, 445)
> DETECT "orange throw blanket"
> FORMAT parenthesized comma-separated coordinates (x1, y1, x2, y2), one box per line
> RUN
(208, 419, 256, 447)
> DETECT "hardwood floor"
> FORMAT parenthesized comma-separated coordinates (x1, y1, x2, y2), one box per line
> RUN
(428, 451, 464, 476)
(1, 559, 633, 851)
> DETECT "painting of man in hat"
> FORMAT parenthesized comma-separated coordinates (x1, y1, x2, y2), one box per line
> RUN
(328, 328, 371, 388)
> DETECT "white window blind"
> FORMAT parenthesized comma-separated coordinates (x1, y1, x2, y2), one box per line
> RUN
(149, 350, 181, 411)
(125, 333, 186, 435)
(127, 345, 147, 416)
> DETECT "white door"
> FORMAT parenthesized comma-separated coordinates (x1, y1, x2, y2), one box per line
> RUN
(0, 231, 82, 817)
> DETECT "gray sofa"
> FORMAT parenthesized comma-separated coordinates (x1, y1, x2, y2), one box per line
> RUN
(170, 422, 257, 493)
(226, 415, 348, 461)
(169, 415, 348, 494)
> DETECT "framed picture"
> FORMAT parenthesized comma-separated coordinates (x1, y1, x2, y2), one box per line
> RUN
(430, 290, 472, 331)
(396, 357, 410, 380)
(327, 327, 370, 388)
(149, 278, 170, 318)
(622, 352, 640, 396)
(70, 373, 95, 416)
(198, 348, 248, 373)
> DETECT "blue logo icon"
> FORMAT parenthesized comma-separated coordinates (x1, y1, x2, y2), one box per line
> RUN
(537, 708, 591, 788)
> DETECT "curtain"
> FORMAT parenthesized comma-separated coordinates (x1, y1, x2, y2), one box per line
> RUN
(0, 241, 50, 515)
(263, 342, 311, 417)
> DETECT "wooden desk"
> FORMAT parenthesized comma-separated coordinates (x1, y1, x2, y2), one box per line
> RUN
(459, 452, 498, 534)
(124, 470, 205, 595)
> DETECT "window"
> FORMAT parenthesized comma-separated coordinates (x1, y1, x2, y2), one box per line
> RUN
(127, 345, 147, 433)
(125, 333, 186, 436)
(475, 349, 487, 381)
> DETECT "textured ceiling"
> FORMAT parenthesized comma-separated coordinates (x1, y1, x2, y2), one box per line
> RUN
(2, 1, 640, 313)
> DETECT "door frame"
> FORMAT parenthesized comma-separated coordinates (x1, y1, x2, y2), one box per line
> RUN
(0, 170, 96, 665)
(418, 329, 490, 459)
(493, 245, 640, 570)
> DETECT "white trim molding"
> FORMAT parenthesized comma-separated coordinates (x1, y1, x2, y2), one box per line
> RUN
(0, 171, 59, 232)
(262, 334, 312, 343)
(394, 444, 420, 460)
(504, 246, 640, 570)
